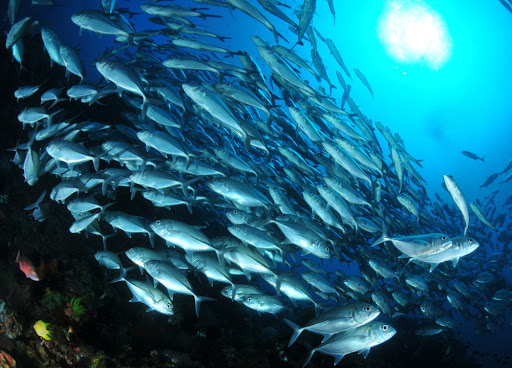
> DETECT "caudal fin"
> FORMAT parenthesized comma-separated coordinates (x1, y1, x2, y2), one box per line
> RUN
(283, 318, 304, 347)
(301, 348, 317, 368)
(110, 267, 127, 283)
(193, 295, 215, 318)
(371, 233, 389, 247)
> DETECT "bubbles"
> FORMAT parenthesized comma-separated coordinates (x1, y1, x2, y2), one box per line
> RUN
(377, 0, 452, 70)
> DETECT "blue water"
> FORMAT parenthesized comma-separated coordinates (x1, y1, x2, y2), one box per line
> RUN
(4, 0, 512, 366)
(26, 0, 512, 202)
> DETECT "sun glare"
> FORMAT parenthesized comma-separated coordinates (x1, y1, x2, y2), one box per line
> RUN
(378, 0, 452, 70)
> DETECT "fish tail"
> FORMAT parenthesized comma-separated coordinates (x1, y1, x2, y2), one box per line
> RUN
(274, 30, 288, 44)
(185, 200, 193, 215)
(283, 318, 304, 347)
(193, 295, 215, 318)
(101, 234, 115, 251)
(302, 347, 317, 368)
(110, 267, 127, 283)
(371, 234, 389, 247)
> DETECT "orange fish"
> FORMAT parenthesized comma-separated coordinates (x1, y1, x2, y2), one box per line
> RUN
(15, 250, 39, 281)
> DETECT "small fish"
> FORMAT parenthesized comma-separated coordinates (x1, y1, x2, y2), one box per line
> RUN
(443, 175, 470, 236)
(15, 250, 39, 281)
(34, 320, 52, 340)
(480, 173, 499, 189)
(461, 151, 485, 162)
(354, 68, 373, 97)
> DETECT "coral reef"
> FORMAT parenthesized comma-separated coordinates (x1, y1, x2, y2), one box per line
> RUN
(65, 297, 86, 321)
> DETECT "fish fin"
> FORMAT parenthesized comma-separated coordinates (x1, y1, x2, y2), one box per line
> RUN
(316, 291, 329, 300)
(359, 348, 370, 359)
(243, 135, 252, 152)
(320, 333, 334, 343)
(193, 295, 215, 318)
(371, 233, 389, 247)
(92, 157, 100, 171)
(215, 249, 225, 268)
(110, 267, 127, 283)
(230, 284, 238, 301)
(242, 269, 251, 280)
(301, 348, 317, 368)
(24, 190, 47, 210)
(100, 234, 115, 250)
(186, 201, 193, 215)
(283, 318, 304, 347)
(206, 276, 214, 287)
(15, 250, 21, 263)
(429, 263, 439, 273)
(451, 258, 460, 268)
(148, 232, 155, 248)
(314, 302, 321, 316)
(289, 252, 297, 263)
(333, 354, 346, 365)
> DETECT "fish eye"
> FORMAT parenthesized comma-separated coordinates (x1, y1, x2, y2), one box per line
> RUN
(247, 297, 252, 302)
(156, 220, 161, 225)
(216, 237, 220, 241)
(234, 210, 238, 214)
(325, 246, 329, 251)
(382, 325, 388, 331)
(166, 303, 171, 308)
(468, 238, 473, 242)
(323, 184, 327, 188)
(213, 178, 217, 182)
(441, 236, 447, 240)
(365, 305, 371, 311)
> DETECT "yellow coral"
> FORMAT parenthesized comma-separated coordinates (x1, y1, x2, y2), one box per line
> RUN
(33, 320, 52, 341)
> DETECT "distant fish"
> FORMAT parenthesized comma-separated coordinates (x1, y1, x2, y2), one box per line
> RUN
(7, 0, 22, 25)
(480, 172, 499, 189)
(294, 0, 316, 47)
(500, 159, 512, 175)
(499, 0, 512, 16)
(461, 151, 485, 162)
(326, 0, 335, 24)
(15, 250, 39, 281)
(443, 175, 470, 236)
(354, 68, 373, 97)
(470, 202, 497, 231)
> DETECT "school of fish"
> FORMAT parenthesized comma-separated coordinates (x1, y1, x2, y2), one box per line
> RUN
(5, 0, 512, 366)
